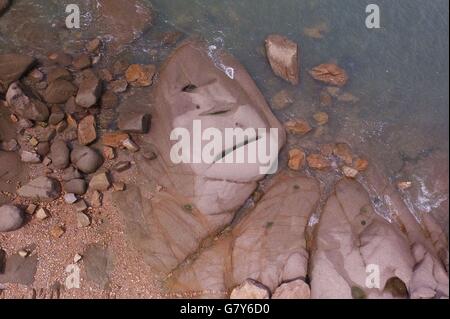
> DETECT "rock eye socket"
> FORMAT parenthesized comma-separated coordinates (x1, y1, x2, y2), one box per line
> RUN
(182, 84, 197, 92)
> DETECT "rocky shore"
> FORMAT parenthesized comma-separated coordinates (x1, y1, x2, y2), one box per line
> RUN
(0, 0, 448, 299)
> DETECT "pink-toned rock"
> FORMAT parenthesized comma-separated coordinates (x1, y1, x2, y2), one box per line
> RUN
(75, 74, 101, 108)
(230, 279, 270, 299)
(309, 63, 348, 87)
(125, 64, 156, 87)
(265, 35, 299, 85)
(272, 279, 311, 299)
(78, 115, 97, 145)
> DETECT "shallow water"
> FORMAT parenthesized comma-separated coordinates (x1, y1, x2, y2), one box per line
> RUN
(1, 0, 448, 219)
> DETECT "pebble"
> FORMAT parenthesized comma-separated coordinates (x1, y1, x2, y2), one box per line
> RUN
(125, 64, 156, 87)
(307, 154, 331, 170)
(26, 204, 37, 215)
(89, 173, 110, 191)
(122, 138, 140, 152)
(113, 182, 126, 192)
(18, 250, 29, 258)
(74, 200, 88, 212)
(36, 207, 49, 220)
(50, 140, 70, 169)
(90, 190, 103, 208)
(74, 254, 83, 263)
(342, 166, 359, 178)
(288, 149, 306, 171)
(50, 225, 65, 238)
(21, 150, 41, 163)
(70, 145, 103, 174)
(76, 212, 91, 228)
(265, 34, 299, 85)
(285, 119, 312, 135)
(78, 115, 97, 145)
(103, 146, 115, 160)
(313, 112, 329, 126)
(64, 193, 78, 204)
(63, 179, 87, 195)
(76, 74, 101, 108)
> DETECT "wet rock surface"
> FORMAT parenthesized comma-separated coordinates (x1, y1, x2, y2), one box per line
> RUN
(265, 35, 299, 85)
(0, 54, 35, 93)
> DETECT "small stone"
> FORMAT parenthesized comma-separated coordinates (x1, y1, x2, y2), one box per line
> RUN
(313, 112, 329, 126)
(35, 127, 56, 142)
(18, 250, 29, 258)
(272, 279, 311, 299)
(285, 119, 312, 135)
(337, 92, 359, 103)
(142, 144, 158, 160)
(20, 151, 41, 163)
(342, 166, 359, 178)
(103, 146, 115, 160)
(122, 138, 140, 152)
(50, 225, 65, 238)
(0, 54, 35, 93)
(78, 115, 97, 145)
(56, 120, 68, 133)
(26, 204, 37, 215)
(76, 212, 91, 228)
(74, 200, 88, 212)
(50, 140, 70, 169)
(112, 182, 126, 192)
(36, 207, 49, 220)
(398, 181, 412, 191)
(48, 52, 72, 67)
(48, 106, 66, 125)
(319, 90, 333, 107)
(117, 113, 151, 134)
(72, 54, 92, 70)
(230, 279, 270, 299)
(307, 153, 331, 170)
(333, 143, 353, 165)
(29, 69, 44, 81)
(44, 79, 77, 104)
(70, 145, 103, 174)
(86, 38, 102, 53)
(265, 34, 299, 85)
(109, 79, 128, 93)
(0, 205, 24, 232)
(89, 173, 110, 191)
(114, 162, 132, 173)
(63, 179, 87, 195)
(309, 63, 348, 87)
(288, 149, 305, 171)
(64, 193, 78, 204)
(76, 75, 101, 108)
(125, 64, 156, 87)
(29, 137, 39, 147)
(303, 22, 329, 39)
(74, 254, 83, 263)
(102, 132, 129, 148)
(354, 158, 369, 172)
(319, 143, 334, 157)
(271, 89, 294, 110)
(90, 191, 103, 208)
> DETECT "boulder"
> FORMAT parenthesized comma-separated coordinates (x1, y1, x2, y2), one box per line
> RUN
(17, 176, 61, 200)
(0, 205, 24, 232)
(265, 35, 299, 85)
(230, 279, 270, 299)
(6, 82, 49, 122)
(50, 140, 70, 169)
(70, 145, 103, 174)
(44, 79, 77, 104)
(0, 54, 35, 93)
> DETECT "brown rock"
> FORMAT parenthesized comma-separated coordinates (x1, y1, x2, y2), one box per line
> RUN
(17, 177, 61, 200)
(342, 166, 359, 178)
(285, 119, 312, 135)
(122, 138, 140, 153)
(271, 89, 294, 110)
(76, 212, 91, 228)
(288, 148, 306, 171)
(113, 59, 129, 76)
(75, 75, 101, 108)
(70, 145, 103, 174)
(125, 64, 156, 87)
(44, 79, 77, 104)
(113, 161, 131, 172)
(109, 79, 128, 93)
(100, 91, 119, 109)
(353, 158, 369, 172)
(0, 0, 10, 16)
(102, 132, 129, 148)
(320, 143, 334, 157)
(0, 54, 35, 93)
(50, 225, 65, 239)
(265, 35, 299, 85)
(319, 90, 333, 107)
(50, 140, 70, 169)
(90, 190, 103, 208)
(309, 64, 348, 87)
(48, 52, 72, 67)
(307, 153, 331, 170)
(78, 115, 97, 145)
(103, 146, 115, 160)
(86, 38, 102, 53)
(72, 54, 92, 70)
(47, 67, 72, 83)
(99, 69, 113, 82)
(313, 112, 329, 126)
(333, 143, 353, 165)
